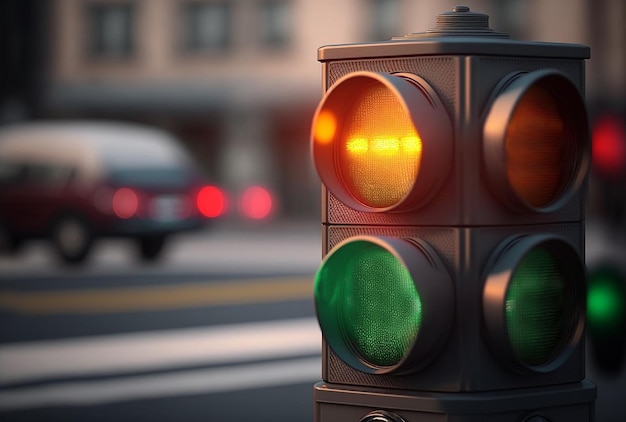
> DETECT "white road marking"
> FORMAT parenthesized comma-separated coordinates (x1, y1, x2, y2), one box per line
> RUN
(0, 318, 320, 385)
(0, 357, 321, 410)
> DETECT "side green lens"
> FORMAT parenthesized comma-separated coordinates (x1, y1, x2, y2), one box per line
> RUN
(506, 247, 567, 366)
(315, 239, 422, 367)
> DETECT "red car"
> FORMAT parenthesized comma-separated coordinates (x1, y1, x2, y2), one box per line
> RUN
(0, 121, 225, 264)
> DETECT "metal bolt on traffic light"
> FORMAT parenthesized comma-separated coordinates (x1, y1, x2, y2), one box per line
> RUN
(310, 6, 596, 422)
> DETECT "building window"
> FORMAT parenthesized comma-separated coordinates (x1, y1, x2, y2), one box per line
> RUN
(259, 1, 291, 48)
(89, 3, 135, 58)
(369, 0, 399, 41)
(184, 2, 232, 53)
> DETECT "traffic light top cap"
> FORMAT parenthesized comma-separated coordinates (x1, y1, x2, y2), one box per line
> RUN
(318, 6, 589, 62)
(401, 5, 509, 39)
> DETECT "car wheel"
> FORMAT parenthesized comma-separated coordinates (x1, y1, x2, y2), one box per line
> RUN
(51, 215, 94, 264)
(138, 235, 166, 261)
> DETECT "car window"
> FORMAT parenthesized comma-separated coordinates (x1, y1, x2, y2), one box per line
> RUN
(27, 163, 75, 185)
(0, 160, 75, 187)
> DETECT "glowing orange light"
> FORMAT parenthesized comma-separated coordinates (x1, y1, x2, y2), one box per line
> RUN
(314, 110, 337, 145)
(311, 72, 453, 213)
(346, 137, 369, 153)
(371, 138, 400, 154)
(338, 83, 422, 208)
(402, 136, 422, 154)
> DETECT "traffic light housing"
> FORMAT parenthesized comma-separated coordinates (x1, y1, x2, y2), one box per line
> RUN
(311, 6, 596, 421)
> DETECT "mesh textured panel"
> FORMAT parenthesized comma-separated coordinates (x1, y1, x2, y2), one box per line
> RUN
(326, 225, 457, 274)
(328, 193, 428, 225)
(328, 57, 456, 119)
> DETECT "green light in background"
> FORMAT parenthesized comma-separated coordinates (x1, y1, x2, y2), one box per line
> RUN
(588, 266, 626, 337)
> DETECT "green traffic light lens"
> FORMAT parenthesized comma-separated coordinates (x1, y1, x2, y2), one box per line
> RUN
(587, 266, 626, 337)
(315, 238, 422, 368)
(484, 235, 584, 372)
(506, 247, 567, 366)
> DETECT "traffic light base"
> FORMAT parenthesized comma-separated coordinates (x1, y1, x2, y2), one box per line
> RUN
(314, 380, 597, 422)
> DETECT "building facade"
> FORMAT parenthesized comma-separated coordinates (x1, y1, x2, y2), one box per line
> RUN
(20, 0, 626, 218)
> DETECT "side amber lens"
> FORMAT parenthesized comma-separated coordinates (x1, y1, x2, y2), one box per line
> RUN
(483, 70, 589, 212)
(505, 85, 572, 208)
(338, 83, 422, 208)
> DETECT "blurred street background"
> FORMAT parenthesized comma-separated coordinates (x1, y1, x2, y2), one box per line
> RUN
(1, 0, 625, 421)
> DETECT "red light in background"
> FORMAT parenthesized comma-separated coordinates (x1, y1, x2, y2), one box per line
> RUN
(592, 115, 626, 179)
(112, 188, 139, 219)
(197, 185, 227, 218)
(240, 186, 273, 220)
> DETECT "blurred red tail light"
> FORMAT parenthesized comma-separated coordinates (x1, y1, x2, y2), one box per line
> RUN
(112, 187, 139, 219)
(239, 186, 273, 220)
(197, 185, 227, 218)
(592, 114, 626, 179)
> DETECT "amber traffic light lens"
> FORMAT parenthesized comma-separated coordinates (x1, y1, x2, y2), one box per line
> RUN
(338, 83, 422, 209)
(505, 85, 571, 208)
(483, 71, 589, 212)
(311, 72, 452, 213)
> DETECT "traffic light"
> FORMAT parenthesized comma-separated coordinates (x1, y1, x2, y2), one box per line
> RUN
(589, 111, 626, 229)
(587, 263, 626, 374)
(311, 6, 596, 421)
(591, 113, 626, 181)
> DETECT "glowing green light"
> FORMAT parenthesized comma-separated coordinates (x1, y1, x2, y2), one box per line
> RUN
(588, 267, 626, 337)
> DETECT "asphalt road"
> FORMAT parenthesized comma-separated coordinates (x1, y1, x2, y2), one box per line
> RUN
(0, 221, 322, 422)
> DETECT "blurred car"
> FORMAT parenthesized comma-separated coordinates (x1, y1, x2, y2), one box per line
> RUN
(0, 121, 222, 264)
